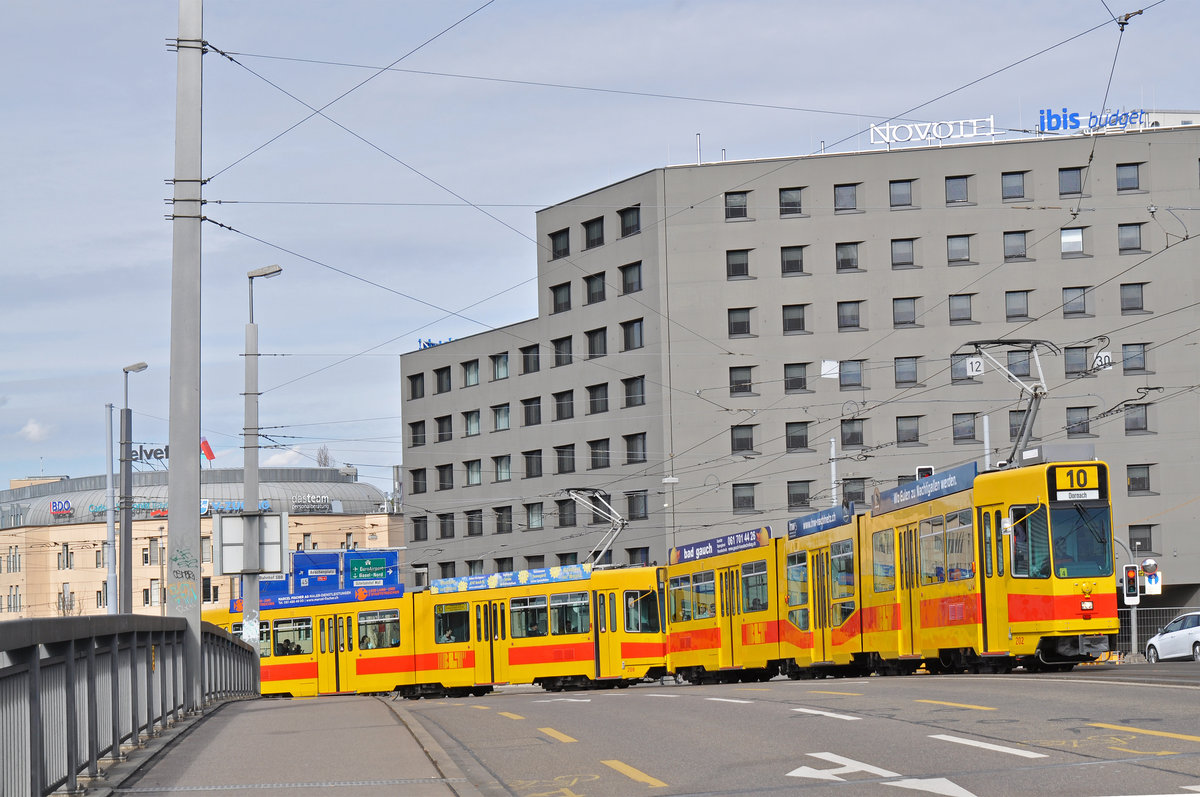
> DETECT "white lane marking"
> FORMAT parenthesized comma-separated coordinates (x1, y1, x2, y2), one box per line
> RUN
(643, 693, 681, 697)
(705, 697, 753, 704)
(532, 698, 591, 703)
(929, 734, 1047, 759)
(885, 777, 979, 796)
(792, 707, 860, 721)
(787, 752, 899, 781)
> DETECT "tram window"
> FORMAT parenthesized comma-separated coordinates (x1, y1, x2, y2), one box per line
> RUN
(945, 509, 974, 581)
(358, 609, 400, 649)
(1010, 505, 1050, 578)
(624, 589, 661, 633)
(345, 616, 354, 651)
(693, 570, 715, 619)
(511, 595, 548, 638)
(994, 511, 1004, 576)
(669, 575, 692, 622)
(476, 606, 483, 642)
(1050, 504, 1113, 578)
(919, 516, 946, 585)
(597, 593, 606, 632)
(274, 618, 312, 656)
(550, 591, 590, 634)
(830, 600, 855, 627)
(609, 592, 617, 631)
(981, 511, 993, 577)
(742, 560, 769, 612)
(830, 539, 854, 599)
(786, 552, 809, 631)
(435, 602, 471, 643)
(872, 530, 895, 593)
(499, 603, 506, 639)
(319, 619, 326, 654)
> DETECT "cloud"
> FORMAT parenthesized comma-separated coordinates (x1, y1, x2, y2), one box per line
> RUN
(19, 419, 51, 442)
(263, 448, 308, 467)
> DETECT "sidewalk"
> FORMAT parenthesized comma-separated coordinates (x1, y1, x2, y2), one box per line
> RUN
(91, 696, 483, 797)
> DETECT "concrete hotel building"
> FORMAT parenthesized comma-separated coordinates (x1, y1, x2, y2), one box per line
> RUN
(0, 468, 402, 619)
(400, 124, 1200, 605)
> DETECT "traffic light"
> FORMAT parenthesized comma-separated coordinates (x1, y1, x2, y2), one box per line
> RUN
(916, 466, 935, 480)
(1122, 564, 1140, 606)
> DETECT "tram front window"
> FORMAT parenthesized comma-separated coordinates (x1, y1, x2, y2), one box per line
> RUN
(624, 589, 661, 633)
(1050, 503, 1114, 578)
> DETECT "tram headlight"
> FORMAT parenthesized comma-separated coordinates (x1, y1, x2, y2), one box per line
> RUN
(1080, 600, 1094, 611)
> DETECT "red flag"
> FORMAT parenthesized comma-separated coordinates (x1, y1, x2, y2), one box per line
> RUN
(200, 437, 216, 461)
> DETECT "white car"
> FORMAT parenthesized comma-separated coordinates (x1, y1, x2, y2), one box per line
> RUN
(1145, 612, 1200, 663)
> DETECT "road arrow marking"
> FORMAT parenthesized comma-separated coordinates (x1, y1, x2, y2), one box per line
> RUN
(885, 777, 979, 796)
(792, 707, 861, 721)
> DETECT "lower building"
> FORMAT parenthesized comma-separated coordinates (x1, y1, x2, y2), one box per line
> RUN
(400, 123, 1200, 607)
(0, 468, 403, 619)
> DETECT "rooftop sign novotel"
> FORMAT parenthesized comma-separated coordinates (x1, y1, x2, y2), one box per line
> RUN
(870, 116, 998, 147)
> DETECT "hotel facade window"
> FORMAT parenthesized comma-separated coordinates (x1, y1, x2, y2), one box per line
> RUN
(1004, 231, 1029, 260)
(779, 187, 803, 216)
(550, 228, 569, 259)
(948, 294, 973, 323)
(583, 217, 604, 249)
(953, 413, 977, 442)
(889, 179, 913, 208)
(1059, 167, 1084, 196)
(585, 272, 605, 304)
(891, 238, 915, 268)
(784, 363, 808, 392)
(619, 206, 640, 237)
(726, 249, 750, 278)
(1118, 223, 1143, 253)
(1066, 407, 1092, 437)
(725, 191, 748, 219)
(837, 301, 863, 330)
(896, 416, 921, 444)
(622, 376, 645, 406)
(835, 242, 860, 271)
(894, 357, 919, 386)
(782, 304, 807, 333)
(551, 282, 570, 313)
(1001, 171, 1026, 200)
(893, 297, 918, 327)
(491, 353, 508, 380)
(834, 183, 858, 212)
(586, 327, 607, 358)
(947, 234, 971, 264)
(1121, 282, 1146, 313)
(1116, 162, 1141, 191)
(620, 262, 642, 294)
(520, 345, 539, 374)
(553, 336, 572, 366)
(781, 245, 805, 274)
(945, 175, 970, 204)
(587, 383, 608, 414)
(1006, 290, 1031, 321)
(1063, 287, 1089, 317)
(786, 421, 810, 451)
(730, 366, 754, 395)
(621, 319, 644, 350)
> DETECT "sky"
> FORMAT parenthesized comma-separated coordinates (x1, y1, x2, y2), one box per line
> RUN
(2, 0, 1197, 496)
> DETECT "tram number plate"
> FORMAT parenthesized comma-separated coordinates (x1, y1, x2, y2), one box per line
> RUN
(1054, 466, 1100, 500)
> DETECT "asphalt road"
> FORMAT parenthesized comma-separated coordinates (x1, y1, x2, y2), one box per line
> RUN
(403, 664, 1200, 797)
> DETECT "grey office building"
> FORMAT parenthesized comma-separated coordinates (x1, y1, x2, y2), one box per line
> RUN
(400, 125, 1200, 605)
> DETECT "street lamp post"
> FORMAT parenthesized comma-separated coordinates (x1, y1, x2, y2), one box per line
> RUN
(242, 264, 282, 652)
(120, 361, 148, 613)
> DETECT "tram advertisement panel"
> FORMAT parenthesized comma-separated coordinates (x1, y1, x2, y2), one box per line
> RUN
(670, 526, 771, 564)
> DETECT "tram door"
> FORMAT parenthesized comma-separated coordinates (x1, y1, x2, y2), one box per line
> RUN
(472, 599, 508, 685)
(316, 612, 355, 693)
(718, 566, 742, 669)
(809, 550, 830, 662)
(897, 524, 920, 655)
(593, 591, 616, 678)
(976, 505, 1009, 653)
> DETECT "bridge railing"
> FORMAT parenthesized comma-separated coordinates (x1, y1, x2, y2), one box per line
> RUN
(1, 615, 258, 797)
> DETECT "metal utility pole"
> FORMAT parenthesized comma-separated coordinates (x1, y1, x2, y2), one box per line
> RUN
(120, 362, 148, 612)
(105, 403, 117, 614)
(166, 0, 204, 713)
(242, 264, 282, 653)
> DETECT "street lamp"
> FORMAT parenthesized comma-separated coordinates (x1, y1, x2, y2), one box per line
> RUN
(120, 361, 148, 613)
(242, 265, 281, 651)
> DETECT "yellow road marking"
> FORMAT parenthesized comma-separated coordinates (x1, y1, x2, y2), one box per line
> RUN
(500, 711, 524, 720)
(916, 699, 996, 711)
(1090, 723, 1200, 743)
(602, 759, 668, 788)
(471, 705, 490, 710)
(1109, 746, 1177, 756)
(539, 727, 577, 743)
(809, 690, 863, 696)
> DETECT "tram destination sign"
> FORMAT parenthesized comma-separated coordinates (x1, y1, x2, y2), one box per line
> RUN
(872, 462, 978, 516)
(670, 526, 771, 564)
(788, 505, 853, 539)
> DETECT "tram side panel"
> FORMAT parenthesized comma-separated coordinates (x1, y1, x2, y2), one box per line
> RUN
(667, 532, 779, 683)
(590, 567, 669, 683)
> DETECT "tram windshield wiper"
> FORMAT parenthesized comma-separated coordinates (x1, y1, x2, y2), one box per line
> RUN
(1073, 503, 1107, 545)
